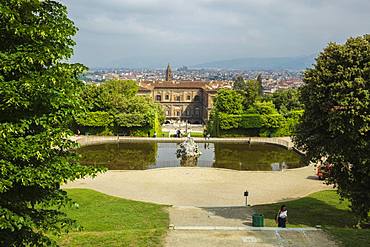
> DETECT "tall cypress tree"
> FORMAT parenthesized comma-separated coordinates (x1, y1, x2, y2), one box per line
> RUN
(0, 1, 102, 245)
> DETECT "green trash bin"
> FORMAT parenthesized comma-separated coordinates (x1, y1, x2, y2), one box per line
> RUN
(252, 213, 264, 227)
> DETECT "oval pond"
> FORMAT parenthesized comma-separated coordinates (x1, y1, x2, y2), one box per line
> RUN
(77, 142, 305, 171)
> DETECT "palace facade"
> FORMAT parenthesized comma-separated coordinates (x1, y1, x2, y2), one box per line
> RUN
(138, 64, 231, 124)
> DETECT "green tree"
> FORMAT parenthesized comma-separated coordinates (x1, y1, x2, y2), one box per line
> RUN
(256, 73, 264, 96)
(214, 89, 244, 115)
(102, 79, 138, 98)
(99, 80, 138, 110)
(80, 83, 105, 111)
(294, 35, 370, 226)
(233, 76, 261, 109)
(245, 80, 261, 107)
(78, 80, 165, 135)
(233, 75, 247, 91)
(254, 101, 278, 115)
(0, 1, 102, 245)
(270, 88, 303, 113)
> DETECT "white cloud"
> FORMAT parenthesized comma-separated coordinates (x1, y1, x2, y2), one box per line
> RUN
(60, 0, 370, 67)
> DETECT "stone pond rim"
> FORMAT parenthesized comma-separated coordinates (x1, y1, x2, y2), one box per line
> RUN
(74, 136, 301, 152)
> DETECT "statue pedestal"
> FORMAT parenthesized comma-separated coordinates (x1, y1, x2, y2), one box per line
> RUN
(180, 156, 198, 167)
(176, 137, 201, 167)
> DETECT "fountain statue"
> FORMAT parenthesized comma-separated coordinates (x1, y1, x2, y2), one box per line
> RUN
(176, 137, 202, 167)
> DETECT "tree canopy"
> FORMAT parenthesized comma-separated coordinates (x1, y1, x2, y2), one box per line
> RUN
(233, 75, 247, 92)
(232, 76, 262, 109)
(0, 1, 102, 245)
(77, 80, 165, 136)
(294, 35, 370, 225)
(269, 88, 303, 113)
(208, 86, 301, 137)
(245, 79, 262, 107)
(214, 89, 244, 115)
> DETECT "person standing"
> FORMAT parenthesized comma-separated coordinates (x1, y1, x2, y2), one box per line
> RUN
(276, 205, 288, 228)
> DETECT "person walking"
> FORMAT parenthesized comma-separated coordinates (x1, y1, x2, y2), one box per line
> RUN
(276, 205, 288, 228)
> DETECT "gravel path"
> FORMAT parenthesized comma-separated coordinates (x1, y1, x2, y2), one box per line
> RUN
(64, 165, 328, 207)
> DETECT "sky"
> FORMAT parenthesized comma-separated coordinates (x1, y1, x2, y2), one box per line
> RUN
(60, 0, 370, 68)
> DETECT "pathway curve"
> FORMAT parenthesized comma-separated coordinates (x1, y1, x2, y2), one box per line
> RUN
(64, 165, 327, 207)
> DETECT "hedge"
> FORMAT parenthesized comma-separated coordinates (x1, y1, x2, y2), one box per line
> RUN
(75, 111, 161, 136)
(218, 113, 284, 130)
(209, 110, 303, 137)
(115, 113, 149, 128)
(261, 114, 285, 129)
(75, 111, 113, 127)
(240, 114, 263, 129)
(219, 113, 241, 130)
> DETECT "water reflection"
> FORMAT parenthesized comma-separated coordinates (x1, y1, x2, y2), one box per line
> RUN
(77, 142, 157, 170)
(213, 143, 302, 171)
(77, 142, 304, 171)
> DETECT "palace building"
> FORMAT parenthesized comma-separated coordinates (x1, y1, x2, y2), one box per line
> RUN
(138, 64, 231, 124)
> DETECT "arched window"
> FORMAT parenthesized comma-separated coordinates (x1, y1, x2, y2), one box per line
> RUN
(194, 95, 200, 102)
(156, 95, 161, 101)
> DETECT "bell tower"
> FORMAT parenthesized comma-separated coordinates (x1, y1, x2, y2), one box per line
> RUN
(165, 63, 173, 81)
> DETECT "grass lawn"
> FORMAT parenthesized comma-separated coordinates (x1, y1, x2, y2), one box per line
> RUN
(58, 189, 169, 247)
(252, 190, 370, 247)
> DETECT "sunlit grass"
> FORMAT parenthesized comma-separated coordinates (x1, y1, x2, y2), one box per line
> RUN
(58, 189, 169, 247)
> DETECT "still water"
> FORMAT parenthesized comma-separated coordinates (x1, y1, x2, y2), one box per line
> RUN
(77, 142, 305, 171)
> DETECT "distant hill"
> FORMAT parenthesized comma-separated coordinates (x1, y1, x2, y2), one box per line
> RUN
(193, 55, 316, 70)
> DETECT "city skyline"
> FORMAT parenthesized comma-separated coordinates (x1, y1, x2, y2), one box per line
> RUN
(61, 0, 370, 68)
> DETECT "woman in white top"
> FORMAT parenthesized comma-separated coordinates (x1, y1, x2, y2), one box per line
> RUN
(276, 205, 288, 228)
